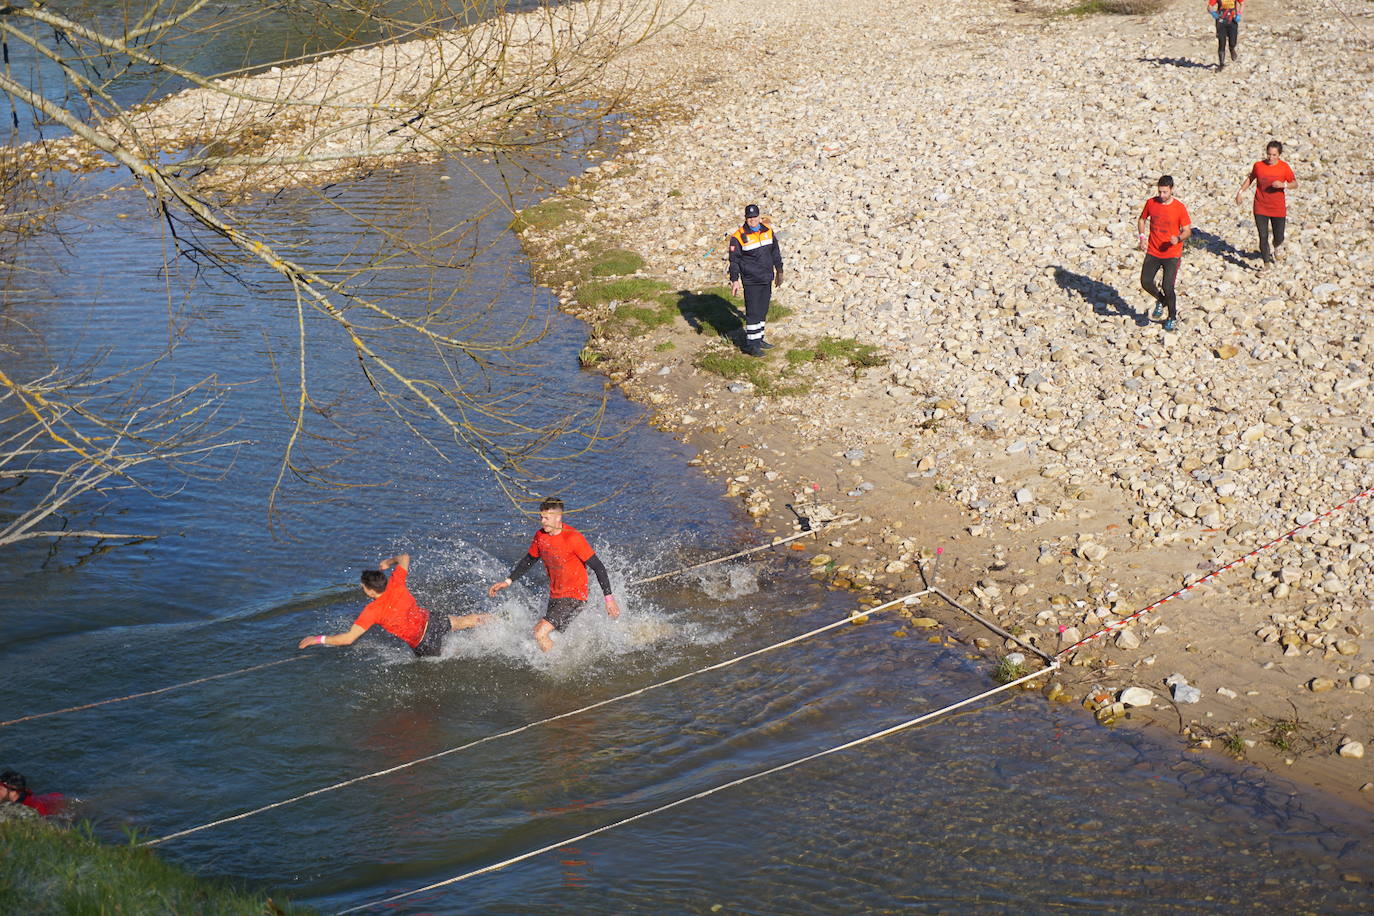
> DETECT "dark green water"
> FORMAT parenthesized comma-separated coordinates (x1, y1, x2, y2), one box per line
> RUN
(2, 5, 1374, 915)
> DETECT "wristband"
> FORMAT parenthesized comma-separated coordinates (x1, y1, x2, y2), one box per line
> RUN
(604, 595, 615, 604)
(317, 634, 327, 645)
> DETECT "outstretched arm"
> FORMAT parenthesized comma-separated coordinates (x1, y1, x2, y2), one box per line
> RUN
(488, 553, 537, 596)
(379, 553, 410, 571)
(299, 624, 367, 649)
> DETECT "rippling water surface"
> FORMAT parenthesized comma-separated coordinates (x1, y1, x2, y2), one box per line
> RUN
(3, 14, 1373, 914)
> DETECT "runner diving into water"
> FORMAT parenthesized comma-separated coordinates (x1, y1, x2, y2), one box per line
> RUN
(299, 553, 491, 657)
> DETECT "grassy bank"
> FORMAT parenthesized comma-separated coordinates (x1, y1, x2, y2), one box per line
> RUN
(514, 194, 885, 397)
(0, 820, 307, 915)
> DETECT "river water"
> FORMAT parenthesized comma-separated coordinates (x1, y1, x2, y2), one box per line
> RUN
(3, 7, 1374, 915)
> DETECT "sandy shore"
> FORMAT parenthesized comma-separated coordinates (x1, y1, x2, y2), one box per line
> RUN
(514, 0, 1374, 808)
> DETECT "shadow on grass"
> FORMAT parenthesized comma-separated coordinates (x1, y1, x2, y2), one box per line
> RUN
(1053, 266, 1148, 326)
(1138, 55, 1212, 69)
(673, 288, 744, 343)
(1189, 227, 1252, 270)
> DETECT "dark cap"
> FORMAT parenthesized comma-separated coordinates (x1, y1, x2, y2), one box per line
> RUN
(0, 770, 26, 793)
(743, 204, 760, 219)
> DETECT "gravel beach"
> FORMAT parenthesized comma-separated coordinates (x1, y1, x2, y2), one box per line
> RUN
(518, 0, 1374, 806)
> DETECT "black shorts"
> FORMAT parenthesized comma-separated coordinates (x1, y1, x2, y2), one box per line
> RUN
(543, 597, 587, 632)
(412, 611, 452, 657)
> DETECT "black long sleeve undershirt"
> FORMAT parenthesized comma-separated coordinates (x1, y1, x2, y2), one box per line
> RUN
(508, 551, 614, 596)
(585, 554, 613, 596)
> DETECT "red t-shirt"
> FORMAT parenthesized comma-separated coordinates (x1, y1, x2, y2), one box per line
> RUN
(529, 525, 596, 600)
(22, 793, 64, 817)
(1249, 159, 1296, 218)
(1139, 196, 1191, 259)
(353, 566, 428, 647)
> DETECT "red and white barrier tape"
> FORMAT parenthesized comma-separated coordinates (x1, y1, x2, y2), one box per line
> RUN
(1056, 482, 1374, 658)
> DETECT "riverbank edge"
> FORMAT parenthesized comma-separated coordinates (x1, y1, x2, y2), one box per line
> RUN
(509, 114, 1374, 818)
(0, 819, 307, 914)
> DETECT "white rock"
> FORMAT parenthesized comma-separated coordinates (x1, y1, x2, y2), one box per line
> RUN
(1119, 686, 1154, 707)
(1339, 741, 1365, 759)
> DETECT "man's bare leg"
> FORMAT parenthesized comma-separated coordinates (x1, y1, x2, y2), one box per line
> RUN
(448, 613, 493, 630)
(533, 618, 556, 653)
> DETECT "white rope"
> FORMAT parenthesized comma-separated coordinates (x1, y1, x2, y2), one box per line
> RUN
(627, 519, 851, 586)
(337, 663, 1057, 914)
(142, 589, 930, 848)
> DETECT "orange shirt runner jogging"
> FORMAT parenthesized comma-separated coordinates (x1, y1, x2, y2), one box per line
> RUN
(1248, 159, 1296, 218)
(1139, 197, 1191, 259)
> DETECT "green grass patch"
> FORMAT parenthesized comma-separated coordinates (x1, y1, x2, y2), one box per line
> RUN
(653, 340, 676, 352)
(510, 197, 587, 234)
(585, 248, 645, 277)
(1062, 0, 1167, 14)
(785, 336, 885, 370)
(0, 819, 307, 914)
(992, 655, 1028, 684)
(816, 336, 885, 368)
(575, 277, 672, 308)
(693, 348, 809, 397)
(616, 303, 677, 336)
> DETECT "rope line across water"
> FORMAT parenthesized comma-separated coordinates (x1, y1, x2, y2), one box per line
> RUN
(335, 663, 1056, 914)
(1, 524, 833, 730)
(0, 656, 309, 729)
(1057, 482, 1374, 658)
(141, 589, 929, 848)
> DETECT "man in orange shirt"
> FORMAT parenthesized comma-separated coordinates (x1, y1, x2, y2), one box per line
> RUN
(299, 553, 491, 657)
(1137, 175, 1192, 332)
(1236, 139, 1297, 267)
(488, 498, 621, 652)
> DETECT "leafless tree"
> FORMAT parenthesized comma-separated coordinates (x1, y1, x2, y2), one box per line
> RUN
(0, 0, 682, 544)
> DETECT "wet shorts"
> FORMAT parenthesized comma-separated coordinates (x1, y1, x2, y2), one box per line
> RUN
(543, 597, 587, 632)
(412, 611, 452, 657)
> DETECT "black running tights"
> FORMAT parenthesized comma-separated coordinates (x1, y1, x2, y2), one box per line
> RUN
(1141, 255, 1180, 322)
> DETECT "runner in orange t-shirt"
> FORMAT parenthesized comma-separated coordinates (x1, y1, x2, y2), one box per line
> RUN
(299, 553, 491, 657)
(1137, 175, 1192, 332)
(488, 498, 621, 652)
(1235, 139, 1297, 267)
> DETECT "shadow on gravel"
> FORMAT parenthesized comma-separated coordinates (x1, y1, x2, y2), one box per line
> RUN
(1053, 266, 1148, 327)
(1189, 227, 1253, 270)
(1139, 56, 1211, 69)
(675, 289, 744, 342)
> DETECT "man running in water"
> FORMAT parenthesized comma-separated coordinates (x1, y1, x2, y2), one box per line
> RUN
(1209, 0, 1243, 71)
(299, 554, 491, 657)
(1138, 175, 1192, 332)
(1236, 139, 1296, 268)
(487, 498, 621, 652)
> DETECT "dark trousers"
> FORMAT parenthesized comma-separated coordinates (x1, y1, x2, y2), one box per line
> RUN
(1216, 19, 1238, 67)
(1254, 213, 1286, 263)
(742, 283, 771, 349)
(1141, 255, 1180, 322)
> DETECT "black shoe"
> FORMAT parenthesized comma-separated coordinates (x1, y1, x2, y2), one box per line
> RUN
(758, 339, 776, 350)
(742, 345, 763, 358)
